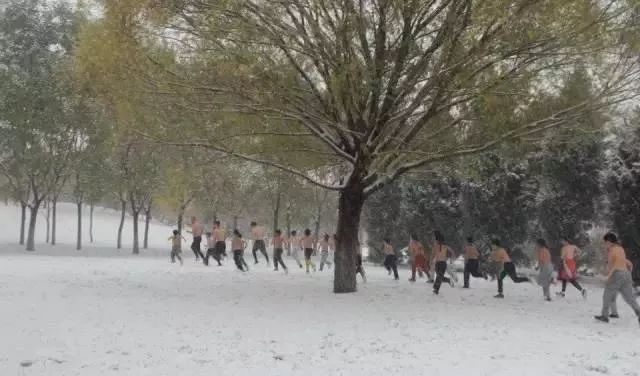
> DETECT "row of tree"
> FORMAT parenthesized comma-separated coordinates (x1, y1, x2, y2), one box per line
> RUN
(3, 0, 640, 293)
(0, 0, 338, 253)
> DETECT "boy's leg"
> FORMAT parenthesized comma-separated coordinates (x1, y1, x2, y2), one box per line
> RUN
(498, 269, 508, 293)
(171, 250, 176, 263)
(570, 280, 584, 292)
(433, 262, 445, 292)
(391, 256, 399, 279)
(508, 264, 529, 283)
(259, 241, 269, 263)
(463, 262, 470, 288)
(252, 243, 259, 264)
(601, 276, 619, 317)
(619, 272, 640, 316)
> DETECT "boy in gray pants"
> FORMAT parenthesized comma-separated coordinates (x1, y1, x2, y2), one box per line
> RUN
(595, 232, 640, 326)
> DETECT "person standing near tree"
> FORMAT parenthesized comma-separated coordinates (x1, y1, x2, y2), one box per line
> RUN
(168, 230, 185, 265)
(536, 239, 554, 301)
(492, 239, 530, 298)
(557, 237, 587, 299)
(319, 233, 332, 271)
(250, 221, 269, 265)
(463, 237, 486, 288)
(288, 230, 303, 268)
(302, 229, 317, 273)
(189, 217, 205, 262)
(383, 238, 399, 280)
(272, 229, 288, 273)
(432, 231, 455, 295)
(408, 234, 429, 282)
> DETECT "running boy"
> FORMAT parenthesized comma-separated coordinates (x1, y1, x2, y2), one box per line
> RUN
(557, 237, 587, 299)
(319, 233, 332, 271)
(168, 230, 185, 265)
(302, 229, 317, 273)
(595, 232, 640, 326)
(536, 239, 553, 301)
(432, 231, 454, 295)
(272, 229, 288, 273)
(250, 221, 269, 265)
(231, 229, 248, 272)
(492, 239, 530, 298)
(288, 230, 303, 268)
(383, 238, 399, 280)
(463, 237, 486, 288)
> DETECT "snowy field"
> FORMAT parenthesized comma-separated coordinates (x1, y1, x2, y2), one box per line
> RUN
(1, 203, 639, 376)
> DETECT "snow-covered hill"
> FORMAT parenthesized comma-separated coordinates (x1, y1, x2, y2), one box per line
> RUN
(0, 202, 174, 254)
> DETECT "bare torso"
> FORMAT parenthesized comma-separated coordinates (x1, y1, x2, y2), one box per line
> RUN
(464, 244, 479, 260)
(192, 222, 203, 237)
(251, 226, 265, 241)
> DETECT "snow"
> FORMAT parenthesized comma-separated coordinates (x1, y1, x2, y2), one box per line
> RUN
(1, 203, 640, 376)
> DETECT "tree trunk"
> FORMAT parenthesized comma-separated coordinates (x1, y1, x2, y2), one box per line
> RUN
(51, 198, 57, 245)
(26, 201, 42, 251)
(89, 203, 94, 243)
(333, 183, 365, 293)
(132, 210, 140, 254)
(76, 201, 82, 251)
(143, 207, 151, 249)
(117, 199, 126, 249)
(273, 191, 281, 234)
(177, 211, 184, 235)
(285, 201, 291, 256)
(45, 202, 50, 244)
(19, 201, 27, 245)
(233, 215, 238, 230)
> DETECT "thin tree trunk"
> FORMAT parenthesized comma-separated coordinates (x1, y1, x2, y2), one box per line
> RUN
(273, 191, 281, 234)
(132, 210, 140, 254)
(143, 207, 151, 249)
(51, 198, 57, 245)
(177, 211, 184, 235)
(19, 201, 27, 245)
(45, 201, 50, 244)
(76, 201, 82, 251)
(89, 203, 94, 243)
(285, 201, 291, 256)
(117, 199, 126, 249)
(233, 215, 238, 230)
(333, 182, 365, 294)
(26, 201, 42, 251)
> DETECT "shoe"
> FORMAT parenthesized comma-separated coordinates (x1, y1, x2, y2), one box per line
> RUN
(427, 279, 435, 284)
(594, 315, 609, 323)
(544, 297, 552, 302)
(463, 286, 469, 289)
(582, 289, 588, 300)
(483, 272, 488, 280)
(299, 264, 303, 269)
(394, 277, 399, 281)
(494, 293, 504, 299)
(254, 261, 259, 265)
(448, 279, 455, 288)
(274, 268, 278, 272)
(556, 292, 565, 298)
(408, 278, 416, 283)
(609, 314, 620, 319)
(284, 268, 289, 275)
(433, 290, 439, 295)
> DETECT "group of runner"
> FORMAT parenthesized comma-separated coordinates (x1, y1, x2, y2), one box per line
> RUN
(168, 217, 640, 327)
(174, 217, 342, 275)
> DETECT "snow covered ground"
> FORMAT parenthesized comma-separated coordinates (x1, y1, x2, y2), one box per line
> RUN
(1, 203, 639, 376)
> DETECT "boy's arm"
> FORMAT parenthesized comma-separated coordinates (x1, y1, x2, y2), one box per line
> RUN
(626, 259, 633, 271)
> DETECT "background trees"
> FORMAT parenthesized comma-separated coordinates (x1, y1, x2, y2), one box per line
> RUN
(87, 0, 639, 292)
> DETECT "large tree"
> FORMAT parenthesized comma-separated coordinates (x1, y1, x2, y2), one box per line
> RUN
(81, 0, 638, 292)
